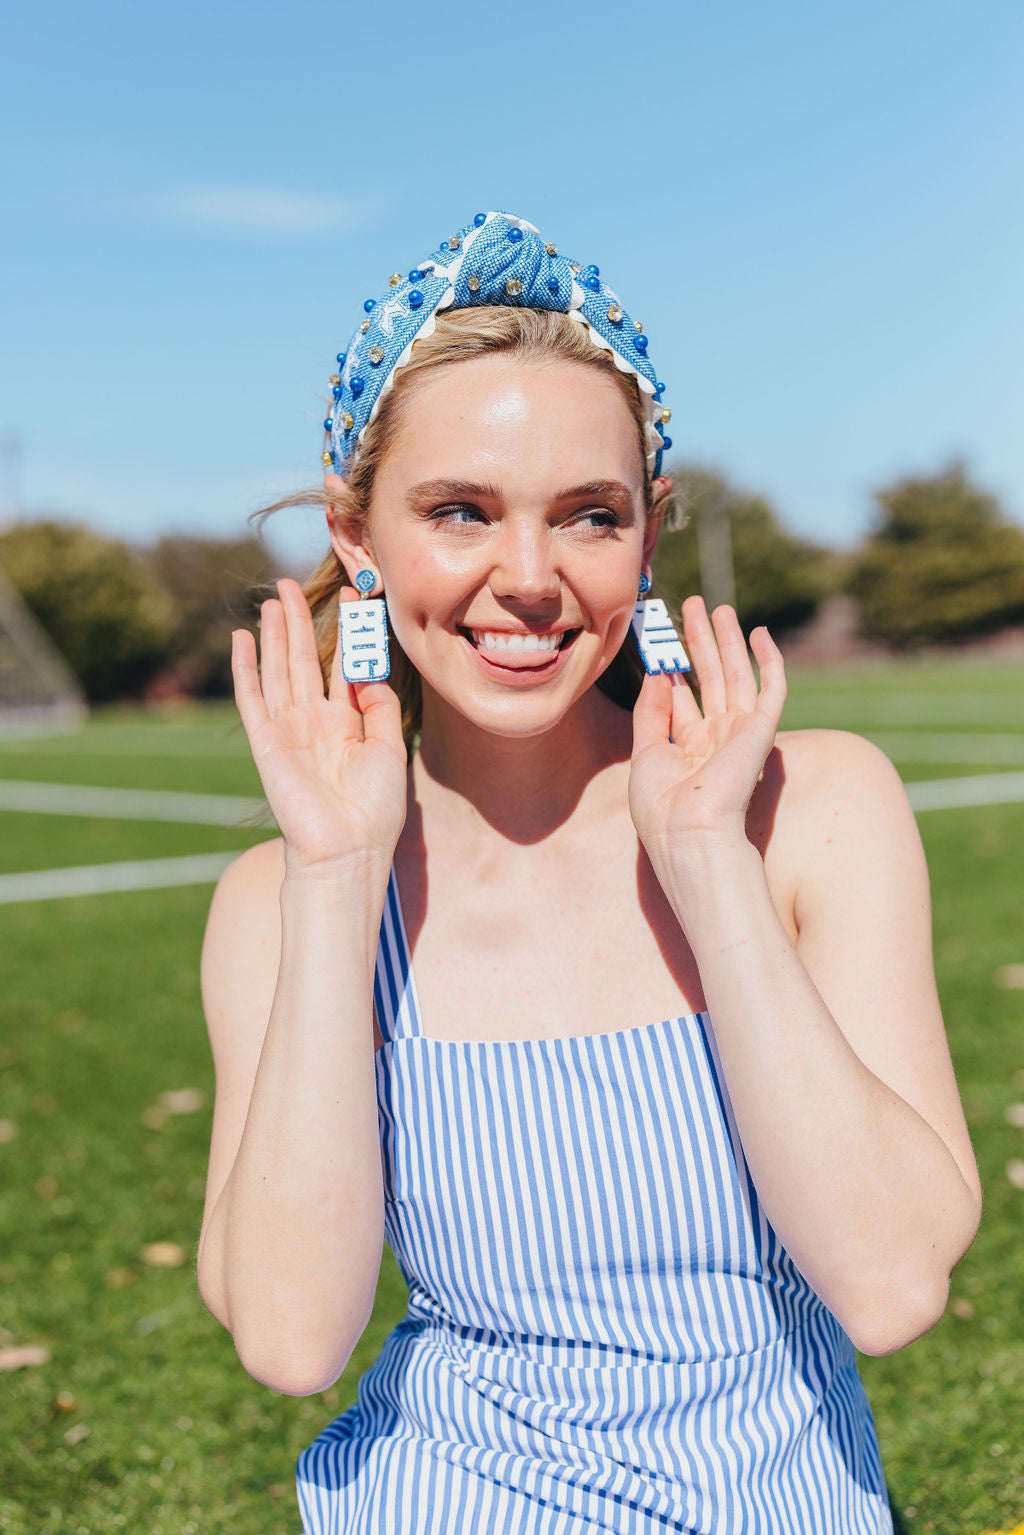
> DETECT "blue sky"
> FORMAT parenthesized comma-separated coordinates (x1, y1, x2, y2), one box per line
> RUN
(2, 0, 1021, 572)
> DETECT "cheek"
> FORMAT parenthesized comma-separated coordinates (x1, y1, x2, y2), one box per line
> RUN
(379, 538, 469, 650)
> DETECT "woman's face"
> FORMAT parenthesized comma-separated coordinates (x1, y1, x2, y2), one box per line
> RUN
(332, 353, 663, 740)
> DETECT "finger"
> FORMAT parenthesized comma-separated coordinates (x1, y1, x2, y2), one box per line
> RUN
(353, 677, 405, 755)
(669, 670, 704, 740)
(230, 628, 270, 740)
(632, 671, 674, 755)
(277, 577, 326, 706)
(315, 587, 370, 744)
(710, 604, 758, 713)
(326, 585, 354, 706)
(750, 626, 788, 724)
(680, 596, 727, 717)
(257, 598, 293, 715)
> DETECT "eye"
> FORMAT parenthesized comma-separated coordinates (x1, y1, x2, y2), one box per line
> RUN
(429, 503, 487, 526)
(572, 507, 622, 531)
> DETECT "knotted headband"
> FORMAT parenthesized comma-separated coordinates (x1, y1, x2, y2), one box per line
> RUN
(321, 210, 672, 480)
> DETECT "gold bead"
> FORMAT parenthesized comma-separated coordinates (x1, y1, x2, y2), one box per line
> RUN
(545, 242, 557, 256)
(321, 450, 333, 466)
(607, 304, 623, 324)
(368, 345, 384, 364)
(448, 236, 461, 250)
(633, 320, 644, 333)
(467, 274, 481, 292)
(505, 278, 523, 296)
(569, 261, 582, 275)
(360, 319, 371, 333)
(328, 373, 341, 386)
(660, 406, 672, 424)
(388, 272, 402, 287)
(340, 411, 354, 431)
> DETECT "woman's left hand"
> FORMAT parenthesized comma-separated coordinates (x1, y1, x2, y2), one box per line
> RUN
(628, 596, 787, 860)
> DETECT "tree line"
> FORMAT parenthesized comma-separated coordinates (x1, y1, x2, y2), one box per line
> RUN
(1, 458, 1022, 705)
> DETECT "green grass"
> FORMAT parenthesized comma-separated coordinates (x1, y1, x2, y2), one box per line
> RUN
(1, 676, 1024, 1533)
(0, 814, 267, 877)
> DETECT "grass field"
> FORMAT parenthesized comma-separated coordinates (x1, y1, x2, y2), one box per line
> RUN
(1, 654, 1023, 1534)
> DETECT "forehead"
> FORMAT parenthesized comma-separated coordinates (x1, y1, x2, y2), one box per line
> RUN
(376, 353, 645, 499)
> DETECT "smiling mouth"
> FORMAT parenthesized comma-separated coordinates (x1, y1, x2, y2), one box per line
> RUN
(458, 627, 582, 667)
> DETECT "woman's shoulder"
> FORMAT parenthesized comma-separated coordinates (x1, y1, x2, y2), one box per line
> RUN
(217, 835, 287, 889)
(768, 727, 920, 867)
(774, 725, 906, 795)
(204, 837, 287, 944)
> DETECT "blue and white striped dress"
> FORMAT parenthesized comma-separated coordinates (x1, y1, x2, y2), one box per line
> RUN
(296, 869, 893, 1534)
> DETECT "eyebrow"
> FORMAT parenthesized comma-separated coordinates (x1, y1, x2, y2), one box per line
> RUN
(405, 478, 636, 506)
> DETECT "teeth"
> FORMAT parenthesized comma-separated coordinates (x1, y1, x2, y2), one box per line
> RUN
(471, 630, 562, 652)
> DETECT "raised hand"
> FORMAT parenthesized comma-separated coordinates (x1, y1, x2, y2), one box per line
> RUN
(231, 578, 408, 877)
(628, 596, 787, 861)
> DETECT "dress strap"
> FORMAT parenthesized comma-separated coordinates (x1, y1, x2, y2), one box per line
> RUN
(373, 866, 424, 1045)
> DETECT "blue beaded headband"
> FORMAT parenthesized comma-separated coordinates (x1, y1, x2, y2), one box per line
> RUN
(321, 210, 672, 480)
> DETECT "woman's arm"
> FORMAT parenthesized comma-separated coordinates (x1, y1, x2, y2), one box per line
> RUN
(196, 578, 408, 1395)
(197, 840, 390, 1396)
(630, 600, 981, 1356)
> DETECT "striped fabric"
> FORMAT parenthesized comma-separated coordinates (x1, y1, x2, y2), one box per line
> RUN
(296, 870, 893, 1534)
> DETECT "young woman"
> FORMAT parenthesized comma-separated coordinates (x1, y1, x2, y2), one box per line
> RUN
(196, 211, 981, 1533)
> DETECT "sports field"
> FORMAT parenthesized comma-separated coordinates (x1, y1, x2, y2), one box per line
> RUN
(1, 653, 1023, 1534)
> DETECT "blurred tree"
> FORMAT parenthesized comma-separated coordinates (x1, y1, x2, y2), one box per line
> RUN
(146, 534, 273, 696)
(653, 463, 839, 634)
(0, 520, 176, 702)
(846, 460, 1024, 647)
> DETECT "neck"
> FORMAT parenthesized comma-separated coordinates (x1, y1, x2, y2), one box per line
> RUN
(413, 682, 633, 846)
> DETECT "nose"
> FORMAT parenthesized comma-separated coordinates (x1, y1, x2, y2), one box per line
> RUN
(489, 518, 560, 605)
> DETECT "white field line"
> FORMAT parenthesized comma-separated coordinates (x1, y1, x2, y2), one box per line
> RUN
(0, 778, 269, 826)
(904, 771, 1024, 812)
(0, 852, 240, 905)
(866, 732, 1024, 764)
(1, 767, 1023, 906)
(787, 693, 1024, 726)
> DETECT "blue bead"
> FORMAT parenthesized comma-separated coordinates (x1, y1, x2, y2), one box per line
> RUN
(323, 417, 333, 430)
(408, 289, 424, 310)
(661, 436, 672, 450)
(507, 226, 524, 242)
(363, 299, 375, 313)
(474, 212, 487, 226)
(584, 274, 601, 291)
(634, 334, 649, 352)
(656, 381, 666, 393)
(332, 385, 343, 400)
(350, 377, 364, 396)
(408, 268, 424, 282)
(585, 264, 600, 275)
(336, 352, 346, 367)
(547, 277, 559, 291)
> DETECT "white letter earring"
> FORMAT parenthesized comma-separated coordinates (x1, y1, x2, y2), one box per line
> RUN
(338, 569, 391, 683)
(630, 573, 691, 676)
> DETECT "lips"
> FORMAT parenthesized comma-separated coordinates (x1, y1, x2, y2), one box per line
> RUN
(458, 627, 581, 673)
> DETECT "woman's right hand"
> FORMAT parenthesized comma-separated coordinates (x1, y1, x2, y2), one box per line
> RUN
(231, 577, 408, 877)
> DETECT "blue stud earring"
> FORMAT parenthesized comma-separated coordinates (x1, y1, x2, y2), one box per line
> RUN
(630, 574, 691, 676)
(338, 570, 390, 683)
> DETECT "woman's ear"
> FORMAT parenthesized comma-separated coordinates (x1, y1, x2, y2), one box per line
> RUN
(324, 474, 377, 585)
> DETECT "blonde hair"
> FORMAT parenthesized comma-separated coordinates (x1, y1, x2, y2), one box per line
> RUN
(253, 305, 681, 755)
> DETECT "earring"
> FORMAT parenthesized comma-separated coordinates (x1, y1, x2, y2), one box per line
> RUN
(630, 574, 691, 676)
(338, 569, 391, 683)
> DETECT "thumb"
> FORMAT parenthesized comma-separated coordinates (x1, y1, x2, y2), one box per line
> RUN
(631, 671, 673, 756)
(353, 676, 404, 754)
